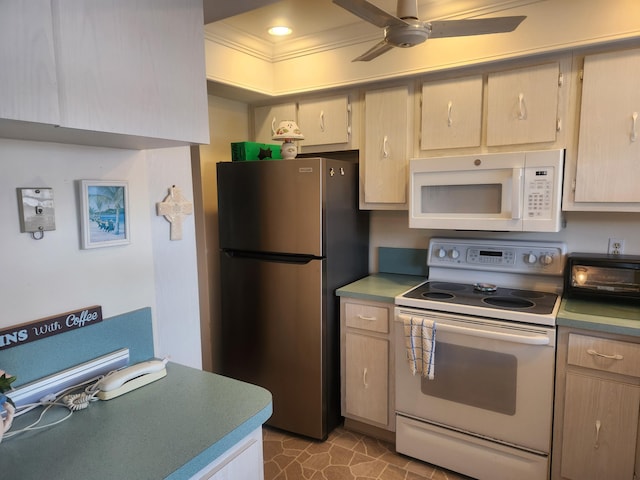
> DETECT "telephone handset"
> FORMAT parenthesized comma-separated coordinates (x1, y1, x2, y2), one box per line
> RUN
(96, 359, 168, 400)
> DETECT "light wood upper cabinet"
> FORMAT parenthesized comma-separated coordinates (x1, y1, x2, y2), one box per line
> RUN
(420, 75, 483, 150)
(53, 0, 208, 144)
(0, 0, 209, 148)
(574, 48, 640, 204)
(298, 94, 351, 148)
(0, 0, 59, 125)
(253, 102, 297, 144)
(362, 84, 412, 209)
(487, 62, 560, 146)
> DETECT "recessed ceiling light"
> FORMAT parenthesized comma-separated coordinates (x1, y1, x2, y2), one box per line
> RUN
(268, 26, 292, 36)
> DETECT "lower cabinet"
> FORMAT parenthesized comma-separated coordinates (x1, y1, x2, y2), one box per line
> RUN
(191, 427, 264, 480)
(552, 328, 640, 480)
(340, 298, 395, 432)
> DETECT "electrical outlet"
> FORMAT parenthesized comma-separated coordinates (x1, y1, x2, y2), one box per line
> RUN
(608, 238, 625, 255)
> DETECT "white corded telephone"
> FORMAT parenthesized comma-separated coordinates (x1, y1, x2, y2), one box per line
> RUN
(96, 359, 168, 400)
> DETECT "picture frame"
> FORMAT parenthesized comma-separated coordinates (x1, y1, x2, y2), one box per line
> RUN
(79, 180, 130, 249)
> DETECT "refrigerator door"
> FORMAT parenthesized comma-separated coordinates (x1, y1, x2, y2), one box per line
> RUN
(217, 159, 323, 256)
(220, 251, 328, 439)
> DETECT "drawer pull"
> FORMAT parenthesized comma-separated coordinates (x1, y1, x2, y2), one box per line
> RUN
(595, 420, 601, 449)
(357, 314, 377, 321)
(363, 367, 368, 388)
(587, 348, 624, 360)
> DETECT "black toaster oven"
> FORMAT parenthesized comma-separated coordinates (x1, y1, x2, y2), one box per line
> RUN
(565, 253, 640, 302)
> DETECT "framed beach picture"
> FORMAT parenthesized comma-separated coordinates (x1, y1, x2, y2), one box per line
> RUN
(79, 180, 130, 249)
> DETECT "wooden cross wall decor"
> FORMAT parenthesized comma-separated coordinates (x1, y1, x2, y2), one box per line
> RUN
(156, 185, 193, 240)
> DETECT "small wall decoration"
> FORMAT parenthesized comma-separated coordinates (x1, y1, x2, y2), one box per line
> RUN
(0, 306, 103, 351)
(79, 180, 130, 249)
(156, 185, 193, 241)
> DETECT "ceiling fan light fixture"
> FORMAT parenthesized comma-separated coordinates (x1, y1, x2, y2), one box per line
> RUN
(385, 22, 429, 48)
(268, 26, 292, 36)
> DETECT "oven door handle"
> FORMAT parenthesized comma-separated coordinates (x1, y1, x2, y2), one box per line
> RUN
(438, 323, 550, 346)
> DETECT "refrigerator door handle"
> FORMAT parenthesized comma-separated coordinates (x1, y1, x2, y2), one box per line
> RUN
(223, 250, 322, 264)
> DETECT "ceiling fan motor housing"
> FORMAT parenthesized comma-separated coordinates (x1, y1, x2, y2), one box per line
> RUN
(385, 21, 429, 47)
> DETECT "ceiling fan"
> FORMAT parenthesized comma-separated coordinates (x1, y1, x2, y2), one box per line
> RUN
(332, 0, 526, 61)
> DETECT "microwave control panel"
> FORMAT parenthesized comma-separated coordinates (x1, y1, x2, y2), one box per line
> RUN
(428, 238, 567, 275)
(523, 166, 555, 219)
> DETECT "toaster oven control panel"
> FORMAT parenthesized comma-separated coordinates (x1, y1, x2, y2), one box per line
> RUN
(428, 238, 567, 275)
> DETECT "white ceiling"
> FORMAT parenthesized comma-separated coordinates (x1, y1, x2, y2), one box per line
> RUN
(204, 0, 539, 45)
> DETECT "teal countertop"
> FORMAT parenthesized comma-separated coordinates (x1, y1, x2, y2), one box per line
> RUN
(336, 273, 426, 303)
(557, 297, 640, 337)
(4, 363, 272, 479)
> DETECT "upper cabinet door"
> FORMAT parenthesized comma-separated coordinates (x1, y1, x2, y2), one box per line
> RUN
(574, 48, 640, 203)
(486, 62, 560, 146)
(0, 0, 59, 124)
(420, 75, 483, 151)
(253, 103, 297, 144)
(298, 94, 350, 147)
(52, 0, 209, 144)
(363, 84, 411, 209)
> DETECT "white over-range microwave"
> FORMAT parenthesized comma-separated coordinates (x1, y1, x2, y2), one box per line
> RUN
(409, 149, 564, 232)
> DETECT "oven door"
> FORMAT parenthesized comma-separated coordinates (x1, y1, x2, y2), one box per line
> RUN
(395, 308, 555, 454)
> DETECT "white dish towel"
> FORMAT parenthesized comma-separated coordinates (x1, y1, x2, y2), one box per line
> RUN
(403, 316, 436, 380)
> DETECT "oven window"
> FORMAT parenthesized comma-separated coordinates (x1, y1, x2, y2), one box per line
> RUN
(420, 184, 501, 214)
(421, 342, 517, 415)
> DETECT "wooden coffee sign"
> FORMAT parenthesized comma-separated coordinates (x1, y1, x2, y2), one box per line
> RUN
(0, 306, 103, 351)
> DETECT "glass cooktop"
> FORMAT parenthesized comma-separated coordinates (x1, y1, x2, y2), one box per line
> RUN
(401, 281, 559, 315)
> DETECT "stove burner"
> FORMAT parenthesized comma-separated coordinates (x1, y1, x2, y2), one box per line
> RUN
(482, 296, 535, 309)
(474, 283, 497, 293)
(421, 292, 455, 300)
(429, 282, 467, 291)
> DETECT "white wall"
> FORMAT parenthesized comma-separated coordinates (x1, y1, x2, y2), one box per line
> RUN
(147, 147, 202, 368)
(0, 138, 201, 369)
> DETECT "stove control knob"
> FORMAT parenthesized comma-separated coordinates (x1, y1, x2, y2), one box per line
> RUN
(524, 253, 537, 264)
(540, 254, 554, 266)
(436, 248, 447, 258)
(449, 249, 460, 259)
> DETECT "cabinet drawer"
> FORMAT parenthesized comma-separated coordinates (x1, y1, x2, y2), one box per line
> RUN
(345, 302, 389, 333)
(568, 333, 640, 377)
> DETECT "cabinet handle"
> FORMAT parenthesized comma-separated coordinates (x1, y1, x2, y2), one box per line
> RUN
(587, 348, 624, 360)
(631, 112, 638, 142)
(518, 93, 527, 120)
(357, 314, 377, 321)
(319, 110, 325, 132)
(363, 367, 368, 388)
(595, 420, 601, 449)
(447, 100, 453, 127)
(383, 135, 389, 158)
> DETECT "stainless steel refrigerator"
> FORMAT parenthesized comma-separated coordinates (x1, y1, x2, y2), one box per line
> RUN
(217, 157, 369, 440)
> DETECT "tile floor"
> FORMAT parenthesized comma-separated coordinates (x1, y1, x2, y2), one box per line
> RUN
(263, 424, 474, 480)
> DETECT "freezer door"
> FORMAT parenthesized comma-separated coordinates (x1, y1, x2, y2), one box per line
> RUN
(219, 251, 329, 439)
(217, 159, 323, 256)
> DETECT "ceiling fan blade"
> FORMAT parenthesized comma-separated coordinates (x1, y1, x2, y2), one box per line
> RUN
(353, 40, 394, 62)
(333, 0, 408, 29)
(428, 16, 526, 39)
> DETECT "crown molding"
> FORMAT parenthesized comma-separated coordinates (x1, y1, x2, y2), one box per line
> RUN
(204, 21, 379, 63)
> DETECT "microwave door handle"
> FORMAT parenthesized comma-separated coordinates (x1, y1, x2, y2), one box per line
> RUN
(438, 322, 550, 346)
(511, 167, 523, 219)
